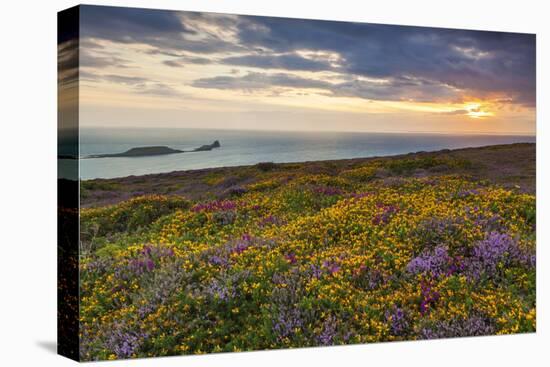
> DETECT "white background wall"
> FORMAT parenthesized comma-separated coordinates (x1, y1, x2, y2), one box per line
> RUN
(0, 0, 547, 365)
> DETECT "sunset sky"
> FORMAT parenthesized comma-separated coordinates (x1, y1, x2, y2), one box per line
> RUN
(69, 5, 536, 134)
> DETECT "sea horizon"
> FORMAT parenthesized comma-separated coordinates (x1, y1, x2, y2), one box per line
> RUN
(79, 126, 536, 137)
(70, 128, 536, 180)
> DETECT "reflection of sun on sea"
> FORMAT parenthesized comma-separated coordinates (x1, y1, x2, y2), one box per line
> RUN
(464, 102, 494, 119)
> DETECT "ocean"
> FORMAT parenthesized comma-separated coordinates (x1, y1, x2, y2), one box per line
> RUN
(75, 128, 535, 180)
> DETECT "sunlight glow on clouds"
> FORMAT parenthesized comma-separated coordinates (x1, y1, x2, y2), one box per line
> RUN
(70, 5, 536, 134)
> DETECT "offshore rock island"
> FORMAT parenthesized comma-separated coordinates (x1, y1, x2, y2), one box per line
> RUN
(87, 140, 221, 158)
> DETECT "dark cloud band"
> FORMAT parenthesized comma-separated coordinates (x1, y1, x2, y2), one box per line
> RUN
(78, 5, 536, 107)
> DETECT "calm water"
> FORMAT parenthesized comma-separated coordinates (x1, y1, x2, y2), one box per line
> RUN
(75, 128, 535, 180)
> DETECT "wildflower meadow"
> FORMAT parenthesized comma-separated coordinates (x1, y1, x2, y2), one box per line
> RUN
(78, 149, 536, 360)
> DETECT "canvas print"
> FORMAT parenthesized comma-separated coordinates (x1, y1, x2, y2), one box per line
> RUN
(58, 5, 536, 361)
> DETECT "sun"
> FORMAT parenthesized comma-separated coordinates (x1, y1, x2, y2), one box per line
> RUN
(464, 102, 494, 119)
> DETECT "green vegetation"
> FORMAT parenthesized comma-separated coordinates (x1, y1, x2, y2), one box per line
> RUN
(77, 146, 536, 361)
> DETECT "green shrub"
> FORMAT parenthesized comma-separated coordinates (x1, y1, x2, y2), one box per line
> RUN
(256, 162, 277, 172)
(81, 195, 190, 242)
(385, 156, 471, 174)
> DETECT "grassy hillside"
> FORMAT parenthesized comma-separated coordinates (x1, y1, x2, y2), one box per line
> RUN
(78, 143, 536, 360)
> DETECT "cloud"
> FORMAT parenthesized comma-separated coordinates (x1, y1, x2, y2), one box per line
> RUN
(163, 60, 182, 68)
(58, 39, 79, 88)
(79, 39, 105, 49)
(438, 109, 469, 115)
(78, 5, 536, 107)
(80, 50, 131, 69)
(80, 5, 194, 43)
(58, 39, 78, 71)
(234, 17, 535, 106)
(80, 71, 185, 97)
(102, 75, 149, 85)
(192, 71, 461, 103)
(136, 83, 184, 97)
(220, 53, 334, 72)
(332, 78, 457, 102)
(162, 55, 213, 68)
(80, 5, 245, 54)
(192, 72, 329, 92)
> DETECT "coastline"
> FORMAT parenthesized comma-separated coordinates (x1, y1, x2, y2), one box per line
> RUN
(81, 142, 535, 207)
(77, 130, 535, 180)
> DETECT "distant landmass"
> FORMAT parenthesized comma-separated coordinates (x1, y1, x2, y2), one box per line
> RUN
(194, 140, 221, 151)
(87, 140, 220, 158)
